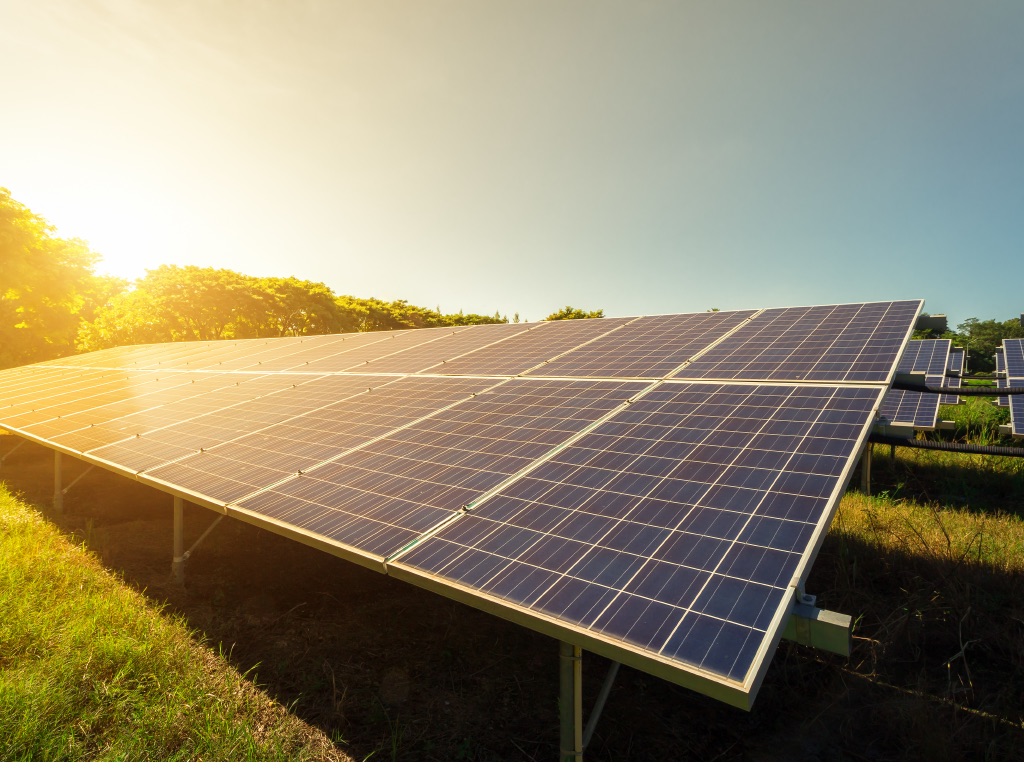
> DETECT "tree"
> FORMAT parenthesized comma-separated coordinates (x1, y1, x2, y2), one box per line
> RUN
(952, 317, 1023, 373)
(0, 188, 110, 367)
(544, 306, 604, 321)
(78, 265, 261, 349)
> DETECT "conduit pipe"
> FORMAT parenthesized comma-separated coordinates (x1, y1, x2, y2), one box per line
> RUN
(869, 435, 1024, 458)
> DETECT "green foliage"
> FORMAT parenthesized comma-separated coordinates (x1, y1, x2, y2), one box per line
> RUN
(77, 270, 508, 352)
(544, 306, 604, 321)
(0, 189, 120, 367)
(949, 316, 1023, 373)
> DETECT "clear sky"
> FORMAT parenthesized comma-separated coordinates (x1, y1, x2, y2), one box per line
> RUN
(2, 0, 1021, 326)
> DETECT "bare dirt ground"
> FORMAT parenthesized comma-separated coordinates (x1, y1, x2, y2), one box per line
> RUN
(3, 436, 1024, 760)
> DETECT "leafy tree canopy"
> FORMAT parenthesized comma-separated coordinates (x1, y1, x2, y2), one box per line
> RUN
(544, 306, 604, 321)
(0, 188, 123, 367)
(950, 317, 1023, 373)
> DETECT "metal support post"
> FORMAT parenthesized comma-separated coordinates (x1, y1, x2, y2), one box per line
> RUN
(53, 451, 63, 512)
(62, 464, 95, 496)
(172, 496, 185, 585)
(559, 641, 583, 761)
(859, 442, 871, 495)
(583, 661, 620, 749)
(0, 438, 25, 467)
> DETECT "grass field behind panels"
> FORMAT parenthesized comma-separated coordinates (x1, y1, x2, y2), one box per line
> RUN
(0, 484, 348, 761)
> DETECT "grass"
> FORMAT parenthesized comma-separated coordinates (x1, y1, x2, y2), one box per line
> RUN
(0, 483, 347, 761)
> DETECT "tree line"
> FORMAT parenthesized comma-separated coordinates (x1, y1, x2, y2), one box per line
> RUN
(1, 189, 607, 368)
(7, 187, 1017, 373)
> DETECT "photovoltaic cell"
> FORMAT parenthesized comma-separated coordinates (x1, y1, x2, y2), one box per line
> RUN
(87, 374, 328, 472)
(351, 322, 539, 374)
(393, 381, 880, 684)
(675, 301, 923, 383)
(421, 317, 636, 376)
(146, 376, 493, 503)
(234, 378, 647, 561)
(527, 311, 755, 379)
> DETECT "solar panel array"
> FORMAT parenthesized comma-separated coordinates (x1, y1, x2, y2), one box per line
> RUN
(878, 338, 951, 429)
(0, 300, 922, 708)
(1003, 339, 1024, 438)
(941, 347, 965, 406)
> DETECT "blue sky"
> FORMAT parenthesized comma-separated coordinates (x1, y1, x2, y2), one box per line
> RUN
(1, 0, 1021, 326)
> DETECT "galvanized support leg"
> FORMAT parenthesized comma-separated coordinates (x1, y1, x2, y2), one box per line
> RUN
(0, 438, 25, 467)
(53, 451, 63, 512)
(583, 661, 620, 750)
(559, 641, 583, 761)
(859, 441, 871, 495)
(172, 497, 185, 585)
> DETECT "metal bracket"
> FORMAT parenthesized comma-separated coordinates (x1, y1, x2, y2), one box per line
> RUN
(893, 372, 927, 387)
(62, 464, 95, 495)
(781, 595, 852, 657)
(177, 515, 224, 565)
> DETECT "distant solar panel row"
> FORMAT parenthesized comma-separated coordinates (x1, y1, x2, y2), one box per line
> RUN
(941, 347, 965, 406)
(0, 300, 923, 708)
(878, 339, 951, 429)
(1004, 339, 1024, 437)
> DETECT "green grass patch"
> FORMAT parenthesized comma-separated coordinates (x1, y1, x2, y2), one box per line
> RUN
(0, 484, 346, 761)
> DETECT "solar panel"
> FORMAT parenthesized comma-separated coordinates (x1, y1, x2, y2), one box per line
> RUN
(877, 339, 951, 429)
(1005, 339, 1024, 377)
(145, 376, 493, 504)
(391, 381, 881, 691)
(675, 301, 923, 383)
(1004, 339, 1024, 437)
(351, 322, 540, 374)
(422, 317, 636, 376)
(527, 311, 756, 379)
(941, 347, 965, 406)
(87, 374, 331, 472)
(232, 378, 648, 565)
(0, 299, 923, 709)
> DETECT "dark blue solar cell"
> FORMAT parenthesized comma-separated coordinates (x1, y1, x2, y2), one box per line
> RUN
(628, 561, 705, 607)
(551, 511, 618, 543)
(590, 592, 681, 651)
(692, 574, 778, 630)
(485, 561, 562, 604)
(758, 491, 821, 523)
(738, 516, 812, 553)
(568, 547, 644, 589)
(599, 520, 670, 557)
(657, 531, 731, 571)
(627, 497, 694, 528)
(719, 543, 800, 587)
(534, 579, 616, 625)
(700, 485, 765, 515)
(519, 535, 590, 573)
(682, 507, 747, 539)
